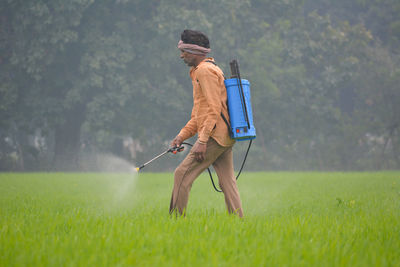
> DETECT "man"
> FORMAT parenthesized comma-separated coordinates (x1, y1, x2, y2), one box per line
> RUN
(169, 29, 243, 217)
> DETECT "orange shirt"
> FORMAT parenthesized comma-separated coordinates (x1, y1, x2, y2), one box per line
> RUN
(178, 58, 235, 147)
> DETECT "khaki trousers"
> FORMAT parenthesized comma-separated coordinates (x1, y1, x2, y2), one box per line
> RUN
(169, 138, 243, 217)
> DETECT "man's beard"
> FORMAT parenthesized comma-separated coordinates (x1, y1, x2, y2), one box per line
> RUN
(183, 59, 195, 67)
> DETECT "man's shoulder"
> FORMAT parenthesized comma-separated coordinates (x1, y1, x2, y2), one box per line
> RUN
(199, 58, 217, 67)
(196, 60, 223, 77)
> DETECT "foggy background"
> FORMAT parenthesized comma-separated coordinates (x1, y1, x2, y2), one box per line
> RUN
(1, 0, 399, 172)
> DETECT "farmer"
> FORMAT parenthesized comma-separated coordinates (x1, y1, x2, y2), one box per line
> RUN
(170, 29, 243, 217)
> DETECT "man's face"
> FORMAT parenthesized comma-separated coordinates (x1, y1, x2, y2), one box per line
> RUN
(180, 49, 197, 67)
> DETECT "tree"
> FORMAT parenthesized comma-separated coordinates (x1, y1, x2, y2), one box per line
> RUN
(1, 0, 399, 171)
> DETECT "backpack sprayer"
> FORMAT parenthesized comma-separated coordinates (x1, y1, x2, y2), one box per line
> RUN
(224, 59, 256, 140)
(136, 60, 256, 192)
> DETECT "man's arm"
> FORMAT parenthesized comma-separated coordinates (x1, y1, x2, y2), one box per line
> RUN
(171, 107, 197, 147)
(171, 107, 206, 162)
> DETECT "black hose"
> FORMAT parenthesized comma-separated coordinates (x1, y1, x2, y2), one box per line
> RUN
(234, 139, 253, 180)
(182, 142, 221, 192)
(182, 140, 252, 193)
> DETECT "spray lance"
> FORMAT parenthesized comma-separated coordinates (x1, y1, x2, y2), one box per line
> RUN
(135, 145, 185, 172)
(135, 142, 223, 192)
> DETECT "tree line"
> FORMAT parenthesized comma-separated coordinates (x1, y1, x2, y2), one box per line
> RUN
(1, 0, 399, 171)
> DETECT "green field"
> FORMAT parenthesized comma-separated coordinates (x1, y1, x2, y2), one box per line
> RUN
(1, 172, 399, 266)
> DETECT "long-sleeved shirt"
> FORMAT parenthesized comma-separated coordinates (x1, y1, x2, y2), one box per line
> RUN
(178, 58, 235, 147)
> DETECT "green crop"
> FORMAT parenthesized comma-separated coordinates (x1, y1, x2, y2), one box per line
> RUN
(1, 172, 399, 266)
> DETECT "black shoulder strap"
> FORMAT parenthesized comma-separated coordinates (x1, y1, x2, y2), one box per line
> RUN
(205, 60, 217, 66)
(221, 112, 231, 134)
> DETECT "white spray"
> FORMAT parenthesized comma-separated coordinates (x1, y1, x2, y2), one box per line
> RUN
(79, 152, 139, 208)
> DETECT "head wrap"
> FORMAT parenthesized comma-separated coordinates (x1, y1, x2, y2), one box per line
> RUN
(177, 40, 211, 56)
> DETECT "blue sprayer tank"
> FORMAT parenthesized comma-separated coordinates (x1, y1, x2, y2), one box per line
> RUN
(224, 76, 256, 141)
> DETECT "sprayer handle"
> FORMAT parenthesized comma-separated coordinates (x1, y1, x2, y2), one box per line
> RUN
(229, 60, 239, 78)
(169, 145, 185, 154)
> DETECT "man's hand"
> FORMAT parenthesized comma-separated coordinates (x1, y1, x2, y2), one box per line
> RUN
(171, 135, 183, 148)
(192, 141, 207, 162)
